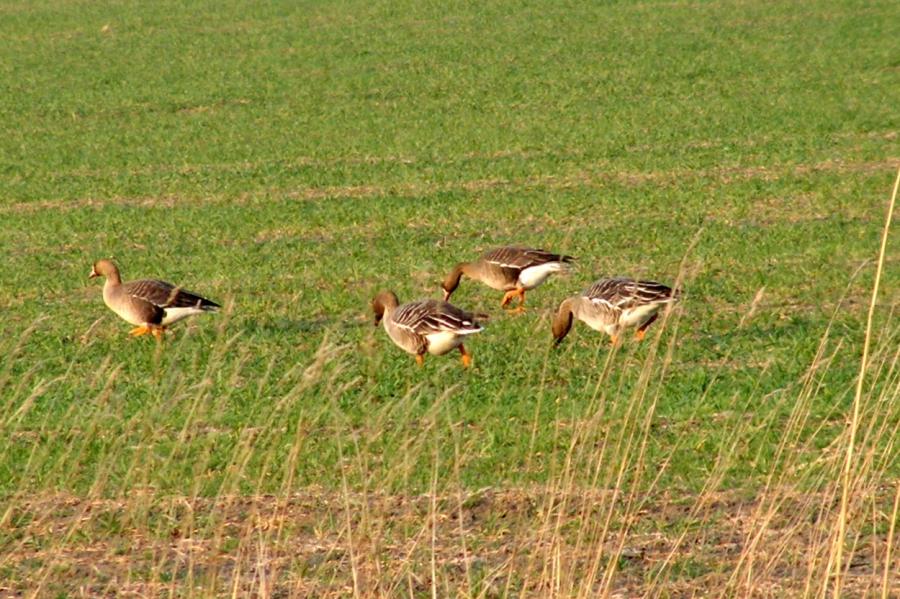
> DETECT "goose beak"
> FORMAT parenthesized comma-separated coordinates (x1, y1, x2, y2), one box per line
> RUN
(89, 268, 99, 279)
(442, 289, 451, 302)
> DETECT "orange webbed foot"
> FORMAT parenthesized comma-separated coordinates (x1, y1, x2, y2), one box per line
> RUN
(503, 289, 527, 313)
(500, 290, 518, 308)
(459, 344, 472, 368)
(634, 329, 647, 342)
(129, 325, 151, 337)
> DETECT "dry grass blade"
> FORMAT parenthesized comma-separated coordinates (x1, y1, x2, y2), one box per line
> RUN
(830, 166, 900, 596)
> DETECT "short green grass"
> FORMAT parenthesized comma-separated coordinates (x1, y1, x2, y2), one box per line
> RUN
(1, 0, 899, 595)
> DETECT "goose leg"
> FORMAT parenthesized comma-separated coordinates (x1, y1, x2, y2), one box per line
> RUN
(635, 314, 659, 341)
(151, 325, 166, 341)
(500, 290, 518, 308)
(415, 354, 425, 367)
(510, 289, 528, 314)
(458, 344, 472, 368)
(504, 289, 528, 314)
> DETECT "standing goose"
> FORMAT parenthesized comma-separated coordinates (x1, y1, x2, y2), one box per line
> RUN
(441, 246, 575, 312)
(89, 259, 220, 340)
(372, 291, 484, 368)
(552, 277, 680, 346)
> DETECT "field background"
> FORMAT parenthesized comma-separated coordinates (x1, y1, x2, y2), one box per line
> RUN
(1, 0, 899, 596)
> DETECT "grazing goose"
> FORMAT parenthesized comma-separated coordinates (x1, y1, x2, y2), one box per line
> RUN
(372, 291, 484, 368)
(552, 277, 680, 346)
(441, 246, 575, 312)
(89, 259, 220, 340)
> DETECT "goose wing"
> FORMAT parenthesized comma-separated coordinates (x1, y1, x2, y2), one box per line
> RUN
(391, 300, 483, 336)
(482, 246, 575, 271)
(122, 279, 220, 310)
(583, 277, 677, 311)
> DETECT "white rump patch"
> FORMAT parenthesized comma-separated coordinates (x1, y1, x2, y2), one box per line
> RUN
(619, 303, 663, 328)
(425, 331, 466, 356)
(161, 306, 207, 326)
(517, 262, 566, 289)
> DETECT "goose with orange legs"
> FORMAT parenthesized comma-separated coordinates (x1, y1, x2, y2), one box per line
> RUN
(372, 291, 484, 368)
(441, 246, 574, 313)
(552, 277, 679, 346)
(89, 259, 219, 340)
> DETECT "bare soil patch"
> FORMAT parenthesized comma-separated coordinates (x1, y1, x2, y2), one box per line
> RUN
(1, 487, 896, 597)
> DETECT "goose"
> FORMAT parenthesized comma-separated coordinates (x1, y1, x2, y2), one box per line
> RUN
(552, 277, 679, 345)
(372, 290, 484, 368)
(442, 246, 574, 312)
(89, 259, 219, 340)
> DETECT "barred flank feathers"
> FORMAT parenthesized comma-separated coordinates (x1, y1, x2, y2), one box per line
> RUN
(483, 246, 576, 270)
(392, 300, 483, 335)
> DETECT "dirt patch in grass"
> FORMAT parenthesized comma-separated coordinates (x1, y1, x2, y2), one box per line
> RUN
(1, 487, 896, 597)
(2, 158, 897, 215)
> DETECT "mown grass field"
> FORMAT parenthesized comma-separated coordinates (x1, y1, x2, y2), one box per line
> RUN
(1, 0, 899, 596)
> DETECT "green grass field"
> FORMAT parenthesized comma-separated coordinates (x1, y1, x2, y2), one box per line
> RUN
(1, 0, 899, 595)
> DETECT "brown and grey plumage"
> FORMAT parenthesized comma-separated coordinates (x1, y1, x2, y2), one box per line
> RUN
(372, 291, 484, 368)
(552, 277, 680, 346)
(89, 259, 220, 340)
(442, 246, 575, 311)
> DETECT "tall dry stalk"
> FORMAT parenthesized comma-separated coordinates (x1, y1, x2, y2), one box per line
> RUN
(830, 166, 900, 596)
